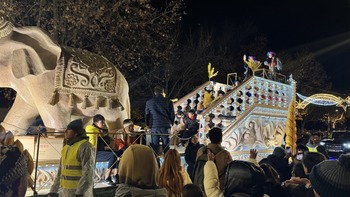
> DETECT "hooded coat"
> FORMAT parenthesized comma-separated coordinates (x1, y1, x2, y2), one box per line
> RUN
(114, 144, 168, 197)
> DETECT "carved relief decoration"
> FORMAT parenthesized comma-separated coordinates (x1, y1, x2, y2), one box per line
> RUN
(55, 47, 118, 98)
(34, 162, 108, 189)
(222, 114, 286, 152)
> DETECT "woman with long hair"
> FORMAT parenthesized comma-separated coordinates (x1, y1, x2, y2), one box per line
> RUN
(158, 149, 192, 197)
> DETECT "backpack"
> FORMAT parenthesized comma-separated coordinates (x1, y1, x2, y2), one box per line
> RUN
(192, 146, 225, 193)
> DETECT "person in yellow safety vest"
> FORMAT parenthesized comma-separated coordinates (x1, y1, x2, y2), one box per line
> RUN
(86, 114, 121, 185)
(48, 119, 95, 197)
(306, 132, 321, 152)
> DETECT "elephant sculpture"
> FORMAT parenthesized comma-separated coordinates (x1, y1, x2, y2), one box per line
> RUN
(0, 18, 130, 135)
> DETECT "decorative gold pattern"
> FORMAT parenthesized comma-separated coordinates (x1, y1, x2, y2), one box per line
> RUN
(286, 80, 297, 153)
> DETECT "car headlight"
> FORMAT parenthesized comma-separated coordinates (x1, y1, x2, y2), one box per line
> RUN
(343, 143, 350, 148)
(320, 142, 325, 146)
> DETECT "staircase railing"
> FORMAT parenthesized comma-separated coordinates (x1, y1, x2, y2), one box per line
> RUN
(196, 75, 294, 143)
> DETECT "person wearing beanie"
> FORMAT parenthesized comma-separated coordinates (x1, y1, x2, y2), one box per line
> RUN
(0, 146, 28, 197)
(86, 114, 121, 185)
(259, 146, 291, 182)
(49, 119, 94, 197)
(309, 153, 350, 197)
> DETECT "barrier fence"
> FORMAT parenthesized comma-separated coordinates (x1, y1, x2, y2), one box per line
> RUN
(23, 128, 191, 196)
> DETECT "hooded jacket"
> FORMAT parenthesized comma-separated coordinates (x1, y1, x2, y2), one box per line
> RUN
(114, 144, 168, 197)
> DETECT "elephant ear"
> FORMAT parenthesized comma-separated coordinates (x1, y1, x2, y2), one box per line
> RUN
(11, 48, 48, 78)
(10, 26, 61, 78)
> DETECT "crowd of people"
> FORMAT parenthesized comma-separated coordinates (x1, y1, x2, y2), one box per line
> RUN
(44, 117, 350, 197)
(2, 85, 350, 197)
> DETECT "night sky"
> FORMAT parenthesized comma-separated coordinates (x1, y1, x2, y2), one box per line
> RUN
(184, 0, 350, 94)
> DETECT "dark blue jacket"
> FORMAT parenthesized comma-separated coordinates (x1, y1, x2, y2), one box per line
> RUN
(145, 95, 175, 128)
(185, 141, 204, 180)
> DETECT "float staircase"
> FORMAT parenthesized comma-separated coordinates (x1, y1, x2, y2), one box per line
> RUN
(173, 75, 296, 159)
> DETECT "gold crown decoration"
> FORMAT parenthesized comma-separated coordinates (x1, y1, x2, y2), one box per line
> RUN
(0, 17, 14, 39)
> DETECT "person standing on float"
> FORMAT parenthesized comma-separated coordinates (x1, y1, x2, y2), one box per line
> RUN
(145, 86, 175, 155)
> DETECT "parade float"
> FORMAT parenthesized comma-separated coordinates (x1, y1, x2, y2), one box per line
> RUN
(172, 62, 297, 161)
(1, 17, 298, 195)
(0, 18, 130, 194)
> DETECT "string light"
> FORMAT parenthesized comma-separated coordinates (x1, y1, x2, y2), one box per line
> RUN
(296, 93, 346, 109)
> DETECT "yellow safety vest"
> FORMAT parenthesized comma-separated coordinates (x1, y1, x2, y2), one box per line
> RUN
(307, 146, 318, 152)
(85, 125, 101, 147)
(60, 139, 87, 189)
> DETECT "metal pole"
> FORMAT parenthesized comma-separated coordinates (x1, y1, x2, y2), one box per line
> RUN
(33, 132, 41, 197)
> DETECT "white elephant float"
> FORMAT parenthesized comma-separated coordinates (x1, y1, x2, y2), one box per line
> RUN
(0, 18, 130, 135)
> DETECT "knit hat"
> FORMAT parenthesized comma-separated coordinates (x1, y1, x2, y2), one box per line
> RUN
(272, 146, 285, 159)
(67, 119, 85, 136)
(309, 153, 350, 197)
(0, 146, 27, 197)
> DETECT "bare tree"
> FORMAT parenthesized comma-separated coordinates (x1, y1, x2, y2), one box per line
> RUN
(280, 49, 332, 95)
(0, 0, 184, 74)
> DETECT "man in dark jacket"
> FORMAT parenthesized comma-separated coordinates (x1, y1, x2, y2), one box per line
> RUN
(259, 146, 291, 182)
(145, 86, 175, 155)
(185, 134, 203, 181)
